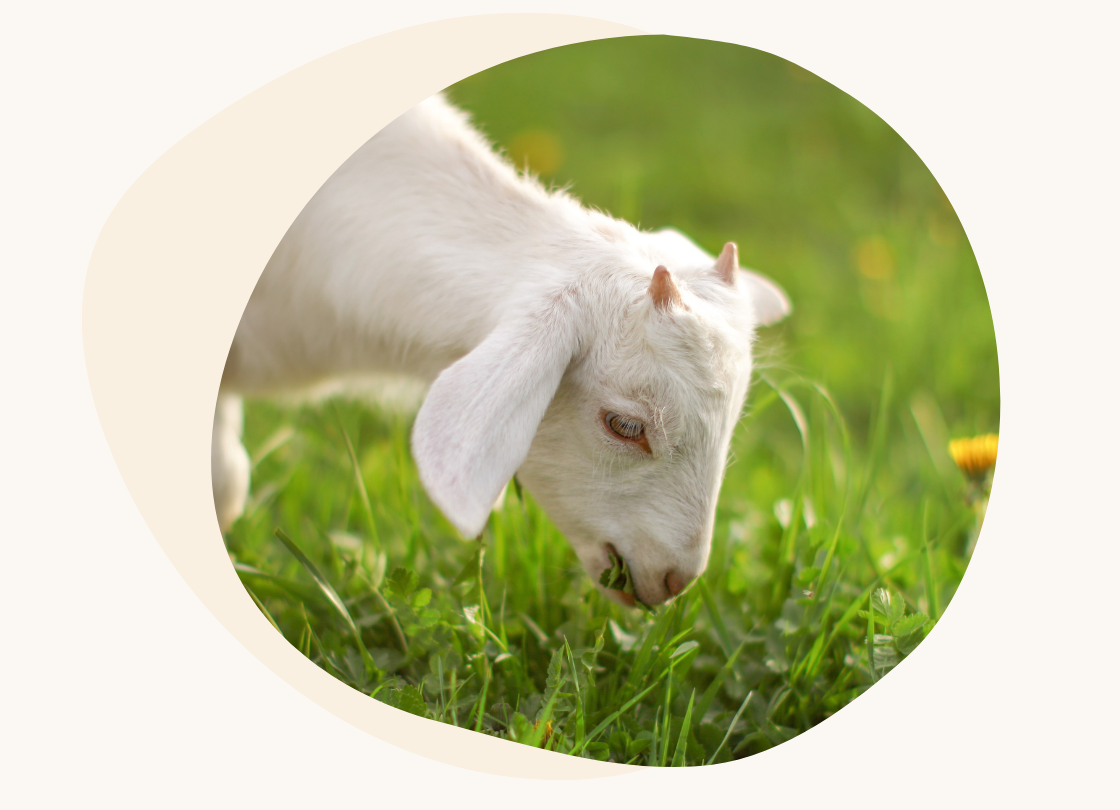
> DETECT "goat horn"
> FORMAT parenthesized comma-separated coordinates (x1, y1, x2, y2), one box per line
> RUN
(715, 242, 739, 285)
(649, 265, 683, 311)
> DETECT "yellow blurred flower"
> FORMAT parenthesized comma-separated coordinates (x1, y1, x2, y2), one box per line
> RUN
(948, 434, 998, 478)
(852, 235, 896, 280)
(509, 129, 564, 177)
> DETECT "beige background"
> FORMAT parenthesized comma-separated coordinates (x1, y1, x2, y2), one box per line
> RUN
(12, 1, 1106, 804)
(82, 14, 649, 779)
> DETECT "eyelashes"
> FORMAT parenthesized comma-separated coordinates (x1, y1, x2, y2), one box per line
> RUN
(605, 412, 644, 440)
(603, 411, 651, 454)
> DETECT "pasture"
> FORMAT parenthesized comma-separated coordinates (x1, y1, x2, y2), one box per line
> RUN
(223, 36, 998, 765)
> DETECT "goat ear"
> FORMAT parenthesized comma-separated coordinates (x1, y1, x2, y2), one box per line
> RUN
(739, 268, 792, 326)
(645, 227, 714, 266)
(714, 242, 738, 285)
(411, 300, 580, 538)
(649, 265, 684, 311)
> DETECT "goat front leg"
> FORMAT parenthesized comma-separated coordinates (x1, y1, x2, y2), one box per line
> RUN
(212, 393, 250, 533)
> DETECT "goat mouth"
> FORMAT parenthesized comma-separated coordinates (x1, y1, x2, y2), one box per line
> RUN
(601, 543, 638, 607)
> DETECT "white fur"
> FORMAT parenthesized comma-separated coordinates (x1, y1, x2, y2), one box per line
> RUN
(215, 94, 791, 605)
(212, 393, 250, 533)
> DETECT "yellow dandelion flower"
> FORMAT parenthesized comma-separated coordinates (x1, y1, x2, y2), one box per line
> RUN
(948, 434, 998, 478)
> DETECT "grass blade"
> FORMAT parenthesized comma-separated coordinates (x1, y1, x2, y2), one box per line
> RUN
(571, 679, 664, 756)
(771, 381, 809, 458)
(921, 499, 941, 620)
(244, 585, 281, 632)
(853, 366, 892, 521)
(694, 641, 746, 723)
(671, 689, 696, 767)
(697, 577, 733, 657)
(332, 405, 381, 553)
(866, 591, 878, 684)
(910, 392, 959, 499)
(307, 521, 408, 654)
(233, 562, 325, 605)
(564, 638, 585, 749)
(274, 528, 379, 678)
(523, 670, 565, 749)
(621, 604, 676, 695)
(473, 658, 491, 734)
(705, 691, 755, 765)
(768, 489, 805, 618)
(660, 661, 674, 767)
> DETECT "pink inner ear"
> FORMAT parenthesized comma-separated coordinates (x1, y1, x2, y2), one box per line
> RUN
(715, 242, 739, 285)
(649, 265, 684, 311)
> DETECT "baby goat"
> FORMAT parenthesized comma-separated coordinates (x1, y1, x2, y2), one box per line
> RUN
(213, 94, 790, 606)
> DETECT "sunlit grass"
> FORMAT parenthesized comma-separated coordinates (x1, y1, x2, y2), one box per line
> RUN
(226, 367, 989, 764)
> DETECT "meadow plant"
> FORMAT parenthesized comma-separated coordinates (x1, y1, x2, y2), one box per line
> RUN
(227, 369, 988, 764)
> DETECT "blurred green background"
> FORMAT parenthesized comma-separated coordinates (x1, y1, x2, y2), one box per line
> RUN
(448, 35, 997, 434)
(227, 36, 999, 764)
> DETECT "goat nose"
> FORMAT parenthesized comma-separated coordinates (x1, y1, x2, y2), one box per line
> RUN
(665, 571, 690, 598)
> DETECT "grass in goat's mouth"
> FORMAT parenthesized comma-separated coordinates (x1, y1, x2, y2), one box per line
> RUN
(599, 545, 655, 613)
(598, 544, 632, 593)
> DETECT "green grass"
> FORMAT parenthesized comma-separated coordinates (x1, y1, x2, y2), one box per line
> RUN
(222, 37, 997, 766)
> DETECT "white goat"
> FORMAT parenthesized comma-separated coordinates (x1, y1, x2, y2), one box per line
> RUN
(213, 94, 790, 606)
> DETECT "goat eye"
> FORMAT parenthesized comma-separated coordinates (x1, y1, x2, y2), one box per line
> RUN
(605, 412, 645, 441)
